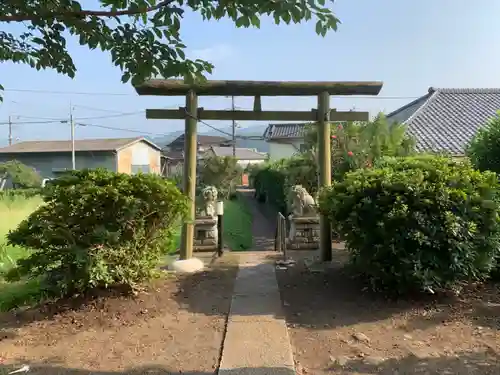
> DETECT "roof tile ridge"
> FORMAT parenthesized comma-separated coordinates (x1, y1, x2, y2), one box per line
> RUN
(404, 88, 440, 126)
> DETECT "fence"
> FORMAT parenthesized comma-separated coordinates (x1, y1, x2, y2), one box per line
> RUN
(275, 212, 287, 256)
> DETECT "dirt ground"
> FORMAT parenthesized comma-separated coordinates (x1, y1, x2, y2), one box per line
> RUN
(0, 254, 239, 375)
(277, 250, 500, 375)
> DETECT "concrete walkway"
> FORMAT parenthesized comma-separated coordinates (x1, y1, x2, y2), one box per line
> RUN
(219, 252, 295, 375)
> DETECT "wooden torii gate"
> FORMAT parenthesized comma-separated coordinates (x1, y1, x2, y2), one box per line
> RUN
(134, 80, 383, 262)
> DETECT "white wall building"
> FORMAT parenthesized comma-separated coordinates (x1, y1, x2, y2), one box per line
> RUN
(263, 123, 308, 161)
(205, 146, 267, 168)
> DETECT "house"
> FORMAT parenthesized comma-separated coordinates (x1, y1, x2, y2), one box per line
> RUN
(0, 137, 162, 179)
(263, 123, 309, 161)
(204, 146, 267, 168)
(162, 134, 231, 176)
(387, 87, 500, 156)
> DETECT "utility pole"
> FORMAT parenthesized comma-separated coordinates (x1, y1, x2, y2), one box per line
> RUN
(70, 103, 76, 170)
(231, 96, 236, 157)
(8, 116, 12, 146)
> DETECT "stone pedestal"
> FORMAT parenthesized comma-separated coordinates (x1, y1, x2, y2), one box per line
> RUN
(193, 216, 218, 252)
(288, 216, 320, 250)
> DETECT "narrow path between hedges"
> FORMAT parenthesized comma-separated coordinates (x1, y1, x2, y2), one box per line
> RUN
(237, 188, 276, 251)
(219, 189, 295, 374)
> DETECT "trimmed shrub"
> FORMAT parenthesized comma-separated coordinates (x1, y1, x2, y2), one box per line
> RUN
(466, 114, 500, 279)
(6, 169, 188, 297)
(198, 156, 242, 199)
(319, 156, 500, 296)
(250, 155, 317, 214)
(0, 160, 41, 188)
(252, 161, 288, 212)
(467, 112, 500, 174)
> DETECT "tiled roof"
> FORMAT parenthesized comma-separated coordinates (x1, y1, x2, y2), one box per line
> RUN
(387, 88, 500, 155)
(263, 123, 310, 140)
(210, 146, 267, 160)
(163, 150, 184, 160)
(0, 137, 160, 153)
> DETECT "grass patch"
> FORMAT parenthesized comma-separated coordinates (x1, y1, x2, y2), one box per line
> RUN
(0, 278, 46, 311)
(168, 226, 182, 254)
(223, 196, 253, 251)
(0, 196, 41, 272)
(0, 195, 44, 310)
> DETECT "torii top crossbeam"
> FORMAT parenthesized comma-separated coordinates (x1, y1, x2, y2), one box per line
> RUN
(134, 79, 383, 97)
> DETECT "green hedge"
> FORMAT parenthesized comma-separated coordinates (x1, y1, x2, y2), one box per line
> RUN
(250, 155, 317, 214)
(6, 169, 188, 297)
(319, 156, 500, 296)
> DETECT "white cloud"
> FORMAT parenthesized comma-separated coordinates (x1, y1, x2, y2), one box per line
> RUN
(190, 44, 234, 63)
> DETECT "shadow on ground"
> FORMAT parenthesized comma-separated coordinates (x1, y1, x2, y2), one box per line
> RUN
(0, 254, 239, 335)
(0, 365, 295, 375)
(401, 282, 500, 332)
(326, 349, 500, 375)
(171, 254, 239, 316)
(276, 261, 414, 329)
(276, 259, 500, 331)
(172, 247, 499, 332)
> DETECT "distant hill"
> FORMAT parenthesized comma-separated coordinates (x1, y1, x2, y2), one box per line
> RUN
(153, 125, 269, 153)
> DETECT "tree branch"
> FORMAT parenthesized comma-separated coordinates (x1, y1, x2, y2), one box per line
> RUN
(0, 0, 177, 22)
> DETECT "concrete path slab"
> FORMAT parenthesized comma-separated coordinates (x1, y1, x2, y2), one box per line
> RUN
(219, 253, 295, 375)
(229, 294, 284, 322)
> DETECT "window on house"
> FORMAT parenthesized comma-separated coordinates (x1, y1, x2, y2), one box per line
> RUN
(131, 165, 151, 174)
(299, 143, 307, 152)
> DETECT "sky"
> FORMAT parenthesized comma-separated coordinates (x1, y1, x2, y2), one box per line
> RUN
(0, 0, 499, 147)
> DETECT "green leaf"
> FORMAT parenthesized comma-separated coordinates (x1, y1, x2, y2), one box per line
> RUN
(153, 28, 162, 38)
(250, 15, 261, 28)
(282, 12, 291, 24)
(176, 48, 186, 60)
(315, 20, 322, 35)
(122, 72, 131, 83)
(235, 16, 246, 27)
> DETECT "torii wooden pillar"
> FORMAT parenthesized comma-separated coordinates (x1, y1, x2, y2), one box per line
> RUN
(134, 80, 383, 262)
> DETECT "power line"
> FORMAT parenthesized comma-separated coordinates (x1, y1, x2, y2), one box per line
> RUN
(8, 104, 186, 123)
(194, 116, 264, 140)
(190, 112, 234, 137)
(3, 88, 133, 97)
(2, 110, 148, 124)
(76, 122, 171, 137)
(72, 104, 133, 113)
(75, 110, 146, 120)
(0, 119, 67, 125)
(15, 115, 67, 121)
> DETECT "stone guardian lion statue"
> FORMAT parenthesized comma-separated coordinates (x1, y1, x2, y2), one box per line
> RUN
(288, 185, 317, 241)
(200, 185, 218, 218)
